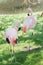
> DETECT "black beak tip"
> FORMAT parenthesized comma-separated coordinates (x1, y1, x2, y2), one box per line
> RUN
(18, 27, 21, 31)
(6, 38, 10, 44)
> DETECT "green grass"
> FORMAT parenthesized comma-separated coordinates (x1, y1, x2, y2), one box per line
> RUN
(0, 13, 43, 65)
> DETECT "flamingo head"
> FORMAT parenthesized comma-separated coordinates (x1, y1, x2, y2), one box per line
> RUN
(27, 13, 30, 16)
(13, 20, 21, 31)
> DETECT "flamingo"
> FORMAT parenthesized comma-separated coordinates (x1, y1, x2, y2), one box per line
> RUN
(22, 8, 37, 50)
(5, 20, 21, 63)
(22, 14, 37, 34)
(22, 8, 37, 35)
(40, 12, 43, 17)
(5, 27, 18, 63)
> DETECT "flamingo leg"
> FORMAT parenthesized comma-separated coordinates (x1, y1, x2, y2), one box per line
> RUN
(32, 32, 34, 36)
(11, 49, 12, 63)
(13, 45, 17, 63)
(28, 39, 31, 51)
(9, 44, 13, 63)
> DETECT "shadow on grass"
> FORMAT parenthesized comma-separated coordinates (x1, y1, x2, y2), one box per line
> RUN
(0, 47, 43, 65)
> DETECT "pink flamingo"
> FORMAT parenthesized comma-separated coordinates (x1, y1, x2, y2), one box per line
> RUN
(5, 27, 18, 63)
(22, 8, 37, 50)
(5, 20, 21, 63)
(22, 8, 37, 35)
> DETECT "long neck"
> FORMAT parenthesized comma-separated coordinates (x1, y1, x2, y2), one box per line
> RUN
(13, 26, 18, 31)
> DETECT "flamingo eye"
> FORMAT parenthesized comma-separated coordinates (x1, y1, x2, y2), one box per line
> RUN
(27, 14, 30, 16)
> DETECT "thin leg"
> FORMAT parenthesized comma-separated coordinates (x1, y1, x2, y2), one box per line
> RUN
(10, 44, 13, 63)
(13, 46, 16, 62)
(32, 32, 34, 36)
(10, 49, 12, 63)
(29, 43, 30, 51)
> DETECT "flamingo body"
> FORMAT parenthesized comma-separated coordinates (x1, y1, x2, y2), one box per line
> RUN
(5, 27, 18, 46)
(23, 15, 37, 33)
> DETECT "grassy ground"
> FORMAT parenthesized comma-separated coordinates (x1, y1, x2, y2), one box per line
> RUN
(0, 13, 43, 65)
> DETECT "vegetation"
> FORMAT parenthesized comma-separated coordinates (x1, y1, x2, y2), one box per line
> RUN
(0, 13, 43, 65)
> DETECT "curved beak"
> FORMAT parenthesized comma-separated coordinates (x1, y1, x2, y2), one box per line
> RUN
(18, 27, 21, 31)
